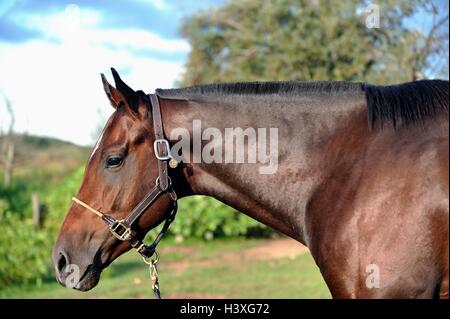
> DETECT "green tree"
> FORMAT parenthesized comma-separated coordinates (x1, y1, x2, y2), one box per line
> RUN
(180, 0, 448, 85)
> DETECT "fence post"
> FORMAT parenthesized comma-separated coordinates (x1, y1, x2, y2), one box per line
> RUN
(32, 192, 41, 227)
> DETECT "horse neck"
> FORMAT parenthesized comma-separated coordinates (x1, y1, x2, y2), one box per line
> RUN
(160, 92, 368, 242)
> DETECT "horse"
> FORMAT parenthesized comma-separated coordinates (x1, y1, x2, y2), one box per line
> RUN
(53, 68, 449, 298)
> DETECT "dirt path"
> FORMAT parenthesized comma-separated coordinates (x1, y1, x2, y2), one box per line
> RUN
(244, 238, 308, 260)
(162, 238, 308, 274)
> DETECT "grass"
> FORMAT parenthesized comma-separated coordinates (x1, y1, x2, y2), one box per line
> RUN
(0, 238, 331, 299)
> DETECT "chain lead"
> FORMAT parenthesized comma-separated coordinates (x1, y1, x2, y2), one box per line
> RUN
(149, 255, 161, 299)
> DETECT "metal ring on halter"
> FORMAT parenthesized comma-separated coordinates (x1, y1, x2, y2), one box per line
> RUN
(155, 176, 172, 188)
(168, 188, 178, 202)
(142, 250, 159, 265)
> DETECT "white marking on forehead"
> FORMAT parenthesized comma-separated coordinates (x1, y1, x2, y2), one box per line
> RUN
(89, 132, 104, 161)
(88, 116, 114, 162)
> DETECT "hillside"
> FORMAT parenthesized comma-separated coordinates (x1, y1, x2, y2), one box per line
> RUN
(0, 134, 91, 181)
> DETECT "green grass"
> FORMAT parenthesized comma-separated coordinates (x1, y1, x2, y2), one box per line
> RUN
(0, 238, 331, 299)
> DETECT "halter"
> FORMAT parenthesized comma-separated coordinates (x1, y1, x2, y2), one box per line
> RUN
(71, 94, 178, 299)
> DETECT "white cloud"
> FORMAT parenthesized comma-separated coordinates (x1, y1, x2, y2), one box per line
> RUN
(20, 7, 189, 53)
(0, 6, 188, 146)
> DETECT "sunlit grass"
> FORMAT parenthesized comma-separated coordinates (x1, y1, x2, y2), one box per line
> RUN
(0, 238, 331, 299)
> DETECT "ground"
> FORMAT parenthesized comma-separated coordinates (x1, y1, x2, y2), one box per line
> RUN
(0, 237, 331, 299)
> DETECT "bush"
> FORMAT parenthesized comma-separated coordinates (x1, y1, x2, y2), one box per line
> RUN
(170, 196, 271, 241)
(0, 212, 51, 288)
(0, 179, 32, 219)
(0, 167, 84, 289)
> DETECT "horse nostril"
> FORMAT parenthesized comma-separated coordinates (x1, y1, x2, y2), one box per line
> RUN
(57, 250, 69, 275)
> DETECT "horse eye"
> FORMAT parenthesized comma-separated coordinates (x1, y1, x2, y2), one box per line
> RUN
(106, 156, 123, 168)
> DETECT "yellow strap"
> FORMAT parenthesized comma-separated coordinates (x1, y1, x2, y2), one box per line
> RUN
(72, 197, 103, 218)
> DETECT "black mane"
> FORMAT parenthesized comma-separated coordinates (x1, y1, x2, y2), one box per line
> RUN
(156, 79, 449, 127)
(363, 80, 448, 127)
(157, 81, 361, 97)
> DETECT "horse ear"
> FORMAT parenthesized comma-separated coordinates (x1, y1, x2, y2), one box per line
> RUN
(110, 67, 139, 113)
(101, 73, 122, 109)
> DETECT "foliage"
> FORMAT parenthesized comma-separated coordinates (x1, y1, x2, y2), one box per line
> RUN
(0, 167, 84, 289)
(0, 212, 51, 287)
(172, 196, 272, 241)
(0, 179, 32, 219)
(180, 0, 448, 85)
(0, 135, 90, 288)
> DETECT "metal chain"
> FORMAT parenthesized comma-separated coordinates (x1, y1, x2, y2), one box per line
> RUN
(149, 257, 161, 299)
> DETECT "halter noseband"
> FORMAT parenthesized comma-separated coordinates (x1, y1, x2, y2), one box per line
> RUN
(71, 93, 178, 298)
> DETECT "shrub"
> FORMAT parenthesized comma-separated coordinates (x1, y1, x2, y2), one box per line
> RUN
(0, 212, 52, 288)
(170, 196, 271, 241)
(0, 167, 84, 289)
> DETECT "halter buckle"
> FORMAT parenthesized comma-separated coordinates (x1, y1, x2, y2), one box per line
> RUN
(153, 139, 172, 161)
(110, 220, 132, 241)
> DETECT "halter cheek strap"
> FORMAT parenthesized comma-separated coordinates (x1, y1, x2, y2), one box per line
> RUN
(71, 93, 178, 298)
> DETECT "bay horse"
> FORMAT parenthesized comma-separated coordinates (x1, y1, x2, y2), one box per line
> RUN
(53, 68, 448, 298)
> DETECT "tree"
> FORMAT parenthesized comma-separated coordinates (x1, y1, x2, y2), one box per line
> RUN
(0, 92, 15, 187)
(406, 1, 449, 80)
(179, 0, 449, 86)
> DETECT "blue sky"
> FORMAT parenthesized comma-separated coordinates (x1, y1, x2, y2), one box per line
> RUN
(0, 0, 224, 145)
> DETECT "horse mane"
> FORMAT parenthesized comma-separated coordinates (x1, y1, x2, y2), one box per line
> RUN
(156, 79, 449, 127)
(156, 81, 361, 97)
(363, 80, 449, 127)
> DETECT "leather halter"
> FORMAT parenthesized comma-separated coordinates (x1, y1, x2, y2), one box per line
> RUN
(72, 93, 178, 261)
